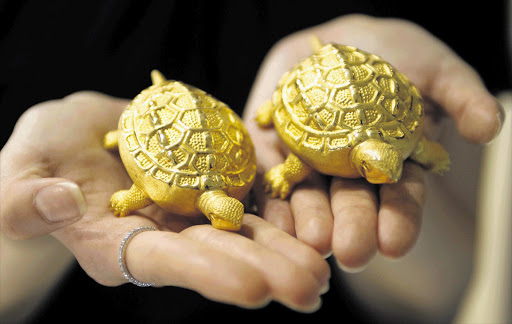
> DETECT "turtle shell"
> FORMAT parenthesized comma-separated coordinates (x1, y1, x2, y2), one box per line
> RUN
(272, 44, 424, 177)
(118, 80, 256, 215)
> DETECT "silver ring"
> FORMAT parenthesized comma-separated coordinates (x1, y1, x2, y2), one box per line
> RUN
(118, 226, 157, 287)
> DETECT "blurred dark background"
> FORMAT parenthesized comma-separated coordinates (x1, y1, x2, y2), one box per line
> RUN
(0, 0, 509, 323)
(1, 0, 510, 147)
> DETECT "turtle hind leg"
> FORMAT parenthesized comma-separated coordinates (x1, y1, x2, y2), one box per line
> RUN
(255, 100, 276, 128)
(196, 190, 244, 231)
(409, 136, 450, 174)
(110, 184, 152, 217)
(264, 153, 313, 199)
(104, 130, 121, 150)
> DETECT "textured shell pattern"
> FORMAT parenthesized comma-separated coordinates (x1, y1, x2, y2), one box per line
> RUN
(120, 81, 256, 191)
(273, 44, 424, 151)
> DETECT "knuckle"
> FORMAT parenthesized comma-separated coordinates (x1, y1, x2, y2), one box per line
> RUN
(264, 199, 290, 216)
(294, 203, 324, 218)
(332, 203, 376, 219)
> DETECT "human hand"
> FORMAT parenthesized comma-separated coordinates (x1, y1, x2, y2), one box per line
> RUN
(0, 92, 330, 311)
(243, 14, 503, 270)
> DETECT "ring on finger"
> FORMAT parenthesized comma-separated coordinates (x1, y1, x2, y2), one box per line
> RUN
(118, 226, 157, 287)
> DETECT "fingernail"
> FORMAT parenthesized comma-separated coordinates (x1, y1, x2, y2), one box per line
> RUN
(309, 297, 323, 312)
(322, 251, 333, 259)
(495, 102, 505, 138)
(298, 296, 323, 313)
(320, 280, 330, 294)
(336, 259, 369, 274)
(485, 102, 506, 146)
(35, 182, 87, 223)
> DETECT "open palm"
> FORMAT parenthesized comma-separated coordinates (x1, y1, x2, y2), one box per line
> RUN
(0, 91, 329, 312)
(243, 15, 502, 270)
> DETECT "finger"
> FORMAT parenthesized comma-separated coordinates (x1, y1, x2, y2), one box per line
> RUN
(246, 126, 295, 234)
(330, 177, 378, 272)
(62, 91, 129, 134)
(239, 214, 330, 286)
(253, 174, 296, 235)
(245, 111, 295, 233)
(0, 178, 87, 239)
(422, 98, 445, 140)
(242, 28, 301, 235)
(181, 219, 326, 312)
(124, 228, 272, 309)
(378, 162, 425, 258)
(429, 54, 503, 143)
(290, 175, 333, 256)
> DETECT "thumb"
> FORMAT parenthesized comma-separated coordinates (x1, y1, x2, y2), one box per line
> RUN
(428, 55, 503, 144)
(1, 178, 87, 239)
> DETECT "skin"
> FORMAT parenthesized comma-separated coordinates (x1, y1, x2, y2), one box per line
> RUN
(243, 14, 503, 270)
(0, 92, 329, 312)
(0, 14, 503, 310)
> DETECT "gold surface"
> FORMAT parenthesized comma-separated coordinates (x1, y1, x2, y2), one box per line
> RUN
(105, 70, 256, 231)
(257, 39, 449, 198)
(195, 190, 244, 230)
(264, 153, 313, 199)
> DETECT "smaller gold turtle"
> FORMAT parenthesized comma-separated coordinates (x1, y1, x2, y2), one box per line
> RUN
(104, 71, 256, 231)
(256, 37, 449, 199)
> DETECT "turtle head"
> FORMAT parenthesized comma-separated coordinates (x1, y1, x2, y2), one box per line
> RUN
(350, 139, 403, 184)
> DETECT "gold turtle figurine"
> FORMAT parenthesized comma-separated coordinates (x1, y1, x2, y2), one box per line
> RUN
(256, 37, 449, 199)
(104, 70, 256, 230)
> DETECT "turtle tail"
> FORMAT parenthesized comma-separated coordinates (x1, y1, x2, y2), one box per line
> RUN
(103, 130, 121, 150)
(196, 190, 244, 231)
(310, 35, 323, 52)
(151, 69, 167, 85)
(255, 100, 276, 128)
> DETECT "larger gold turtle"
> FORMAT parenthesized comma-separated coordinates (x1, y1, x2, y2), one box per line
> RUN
(104, 71, 256, 230)
(256, 38, 449, 199)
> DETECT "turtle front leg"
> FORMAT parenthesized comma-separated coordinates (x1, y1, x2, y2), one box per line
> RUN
(264, 153, 313, 199)
(110, 184, 153, 217)
(196, 190, 244, 231)
(103, 130, 121, 150)
(409, 136, 450, 174)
